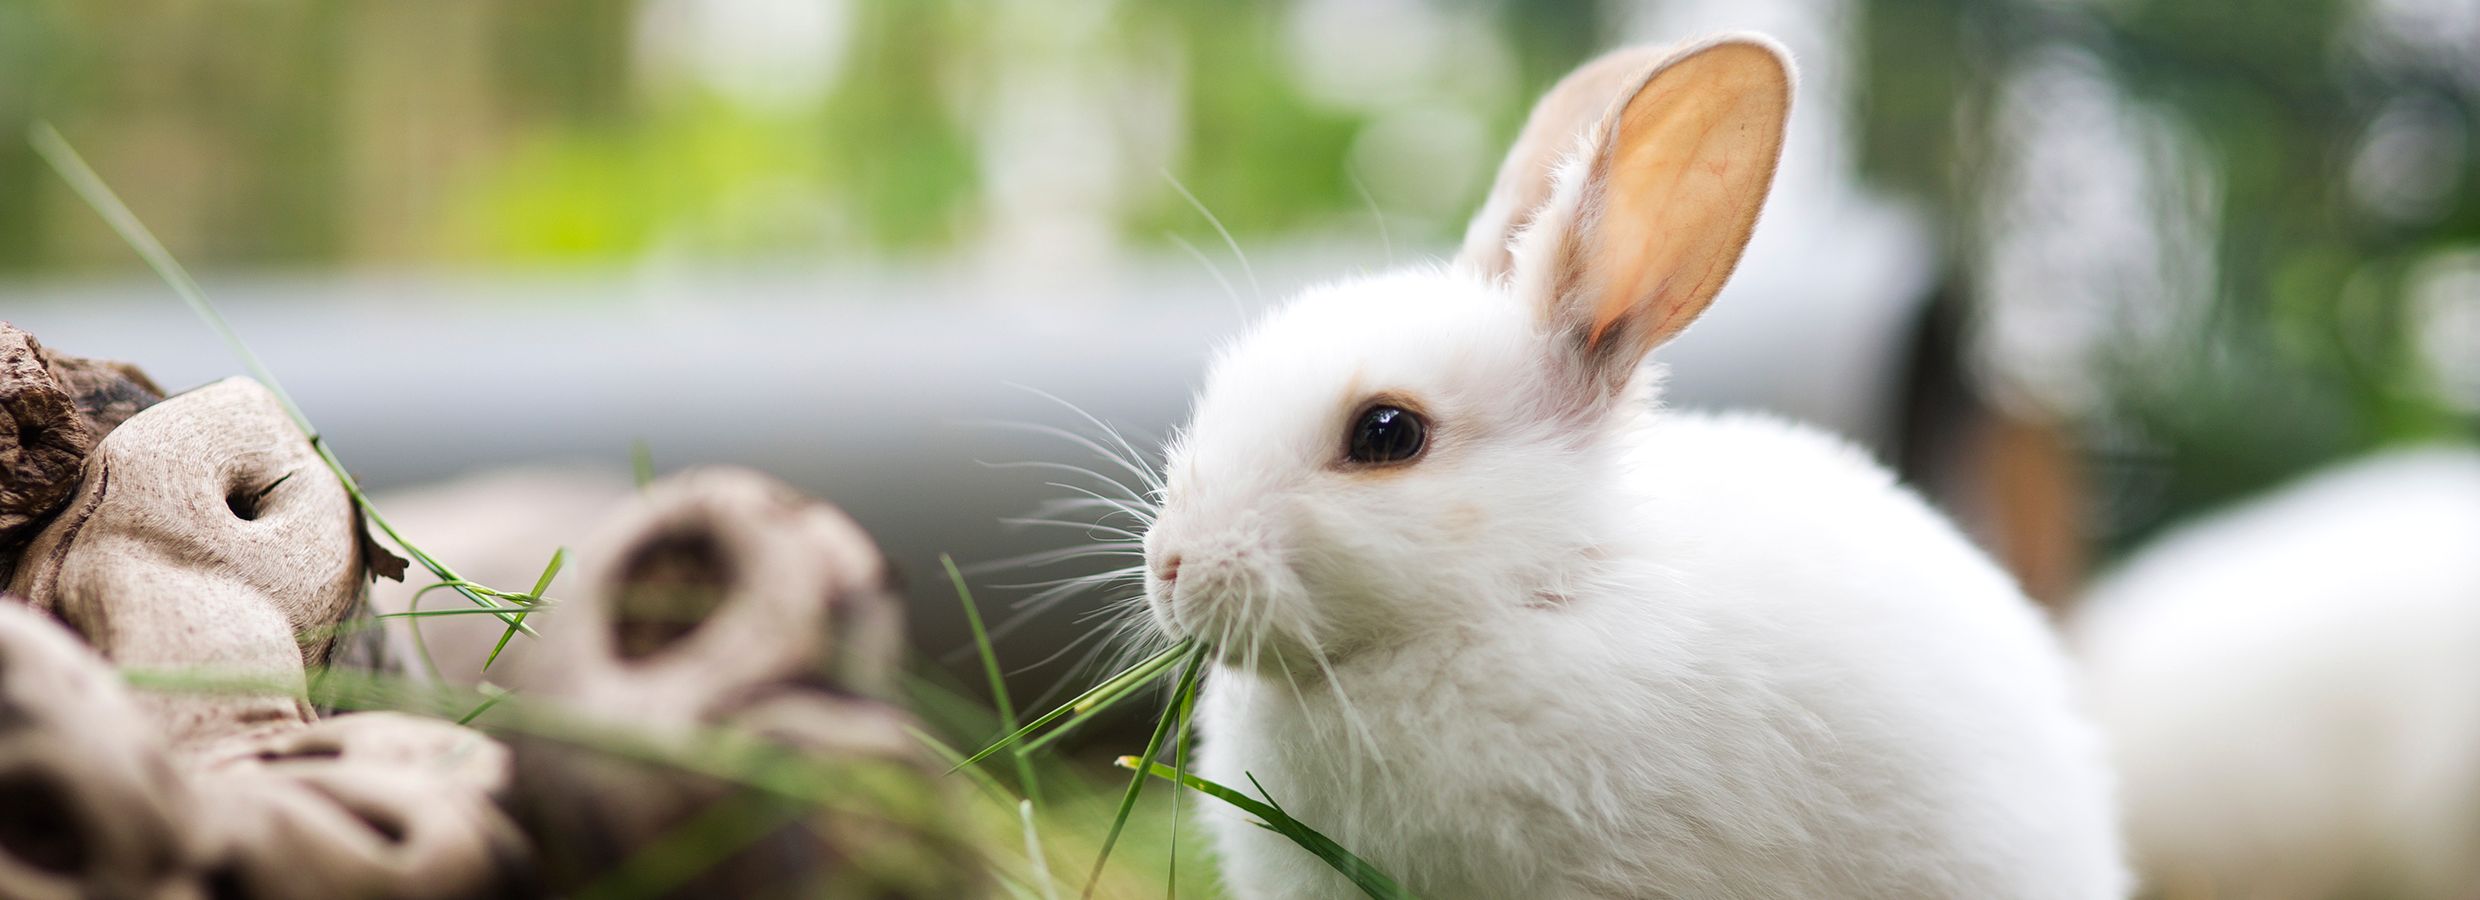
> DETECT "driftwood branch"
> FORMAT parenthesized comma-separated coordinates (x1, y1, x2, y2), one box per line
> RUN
(8, 377, 361, 760)
(0, 324, 980, 897)
(1, 372, 529, 898)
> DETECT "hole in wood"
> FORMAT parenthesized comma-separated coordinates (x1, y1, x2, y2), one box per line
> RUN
(0, 769, 89, 874)
(611, 528, 732, 660)
(224, 471, 291, 522)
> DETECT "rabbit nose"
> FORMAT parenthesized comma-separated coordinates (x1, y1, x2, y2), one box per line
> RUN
(1155, 554, 1182, 584)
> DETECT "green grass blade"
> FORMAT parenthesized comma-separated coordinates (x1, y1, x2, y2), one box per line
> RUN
(379, 606, 561, 620)
(482, 547, 565, 672)
(1013, 650, 1185, 756)
(904, 725, 1019, 809)
(1119, 759, 1418, 900)
(946, 638, 1192, 774)
(1083, 645, 1205, 898)
(27, 122, 307, 430)
(1167, 639, 1203, 899)
(945, 554, 1043, 809)
(632, 440, 656, 490)
(457, 684, 512, 726)
(527, 547, 567, 599)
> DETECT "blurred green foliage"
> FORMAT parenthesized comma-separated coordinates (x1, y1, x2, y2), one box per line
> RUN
(0, 0, 1604, 268)
(3, 0, 2470, 537)
(1859, 0, 2479, 542)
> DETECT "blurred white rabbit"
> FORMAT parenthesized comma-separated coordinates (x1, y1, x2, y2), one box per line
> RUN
(2076, 445, 2480, 899)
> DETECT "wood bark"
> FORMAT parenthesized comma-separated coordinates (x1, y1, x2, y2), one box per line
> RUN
(0, 322, 162, 580)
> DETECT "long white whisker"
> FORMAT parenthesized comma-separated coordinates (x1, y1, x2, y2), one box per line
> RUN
(973, 418, 1165, 497)
(1012, 628, 1124, 701)
(1026, 480, 1157, 525)
(1001, 384, 1168, 496)
(1162, 168, 1262, 304)
(977, 459, 1153, 507)
(1169, 232, 1248, 323)
(998, 517, 1149, 542)
(962, 544, 1142, 577)
(986, 565, 1145, 592)
(1308, 641, 1388, 783)
(1041, 498, 1151, 532)
(1024, 497, 1157, 530)
(1009, 572, 1142, 618)
(1028, 496, 1144, 516)
(1348, 171, 1394, 269)
(984, 580, 1144, 645)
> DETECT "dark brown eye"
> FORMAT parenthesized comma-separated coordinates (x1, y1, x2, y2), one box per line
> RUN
(1346, 404, 1428, 465)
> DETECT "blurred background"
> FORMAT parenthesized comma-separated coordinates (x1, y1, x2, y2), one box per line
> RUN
(5, 0, 2479, 896)
(3, 0, 2475, 654)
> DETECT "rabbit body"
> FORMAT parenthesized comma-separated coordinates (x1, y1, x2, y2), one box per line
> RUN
(1190, 388, 2124, 899)
(1137, 35, 2127, 900)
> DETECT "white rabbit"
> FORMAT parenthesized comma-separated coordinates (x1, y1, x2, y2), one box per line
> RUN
(1136, 34, 2127, 900)
(2075, 446, 2480, 900)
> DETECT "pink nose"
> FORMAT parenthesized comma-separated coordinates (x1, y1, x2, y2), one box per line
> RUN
(1155, 554, 1182, 584)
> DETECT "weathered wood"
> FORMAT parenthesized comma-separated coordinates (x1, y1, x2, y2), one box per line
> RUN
(0, 601, 203, 899)
(0, 348, 976, 896)
(6, 377, 361, 760)
(501, 468, 974, 898)
(0, 603, 530, 899)
(0, 370, 527, 898)
(187, 712, 530, 900)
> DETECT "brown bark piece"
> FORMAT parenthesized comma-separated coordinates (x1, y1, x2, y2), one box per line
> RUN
(46, 351, 164, 440)
(0, 325, 96, 550)
(501, 468, 975, 898)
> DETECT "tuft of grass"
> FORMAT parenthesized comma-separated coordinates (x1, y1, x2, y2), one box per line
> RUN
(1120, 759, 1415, 900)
(1084, 645, 1206, 897)
(29, 121, 560, 664)
(1166, 641, 1201, 899)
(948, 637, 1195, 773)
(949, 625, 1419, 898)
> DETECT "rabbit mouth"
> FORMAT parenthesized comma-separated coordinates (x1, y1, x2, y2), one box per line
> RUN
(1149, 571, 1327, 675)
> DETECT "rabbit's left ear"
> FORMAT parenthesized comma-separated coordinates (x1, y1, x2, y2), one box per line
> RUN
(1504, 36, 1792, 395)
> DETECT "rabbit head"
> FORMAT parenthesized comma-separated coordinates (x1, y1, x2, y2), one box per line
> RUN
(1142, 37, 1792, 672)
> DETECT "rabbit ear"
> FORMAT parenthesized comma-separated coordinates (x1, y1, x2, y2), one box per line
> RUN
(1511, 36, 1792, 397)
(1457, 45, 1673, 280)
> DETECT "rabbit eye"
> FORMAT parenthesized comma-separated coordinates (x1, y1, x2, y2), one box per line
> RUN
(1345, 404, 1427, 465)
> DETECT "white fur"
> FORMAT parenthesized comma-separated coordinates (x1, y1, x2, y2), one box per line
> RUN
(1142, 263, 2129, 898)
(2074, 447, 2480, 899)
